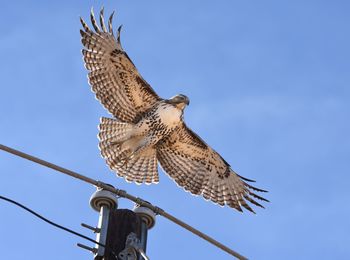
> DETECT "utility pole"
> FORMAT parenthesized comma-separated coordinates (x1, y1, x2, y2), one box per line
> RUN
(78, 187, 156, 260)
(0, 144, 248, 259)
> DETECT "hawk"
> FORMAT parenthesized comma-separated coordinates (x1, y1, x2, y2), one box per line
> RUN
(80, 8, 268, 213)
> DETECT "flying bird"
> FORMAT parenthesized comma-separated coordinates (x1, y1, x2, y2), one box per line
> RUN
(80, 8, 268, 213)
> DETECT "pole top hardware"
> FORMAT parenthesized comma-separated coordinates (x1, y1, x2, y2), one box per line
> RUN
(90, 187, 118, 212)
(133, 204, 156, 229)
(119, 232, 149, 260)
(81, 223, 100, 233)
(77, 243, 98, 254)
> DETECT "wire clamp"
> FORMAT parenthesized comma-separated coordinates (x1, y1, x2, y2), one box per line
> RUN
(152, 206, 164, 215)
(119, 232, 149, 260)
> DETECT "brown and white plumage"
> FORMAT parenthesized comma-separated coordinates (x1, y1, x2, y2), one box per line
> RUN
(81, 8, 268, 213)
(80, 8, 160, 123)
(157, 123, 268, 212)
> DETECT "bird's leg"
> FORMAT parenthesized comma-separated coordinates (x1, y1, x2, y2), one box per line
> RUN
(116, 134, 151, 168)
(119, 142, 150, 168)
(122, 147, 142, 164)
(118, 149, 134, 168)
(110, 133, 135, 146)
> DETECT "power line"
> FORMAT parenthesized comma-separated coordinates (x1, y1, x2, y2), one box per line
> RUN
(0, 194, 117, 259)
(0, 144, 248, 260)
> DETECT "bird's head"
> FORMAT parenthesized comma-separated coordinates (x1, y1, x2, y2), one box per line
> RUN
(167, 94, 190, 110)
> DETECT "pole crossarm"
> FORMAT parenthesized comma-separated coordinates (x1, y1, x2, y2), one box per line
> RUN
(0, 144, 248, 260)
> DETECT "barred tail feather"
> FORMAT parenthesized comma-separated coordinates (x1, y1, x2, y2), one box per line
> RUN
(116, 148, 159, 185)
(98, 117, 134, 161)
(98, 117, 159, 185)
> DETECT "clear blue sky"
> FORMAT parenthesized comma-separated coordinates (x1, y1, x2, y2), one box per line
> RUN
(1, 1, 349, 259)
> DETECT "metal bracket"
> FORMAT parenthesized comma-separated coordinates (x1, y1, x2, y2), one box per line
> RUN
(77, 243, 97, 254)
(118, 232, 149, 260)
(81, 223, 100, 233)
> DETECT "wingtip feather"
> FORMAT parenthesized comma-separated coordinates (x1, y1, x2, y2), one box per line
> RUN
(99, 6, 107, 32)
(117, 24, 123, 44)
(108, 11, 115, 35)
(90, 7, 101, 32)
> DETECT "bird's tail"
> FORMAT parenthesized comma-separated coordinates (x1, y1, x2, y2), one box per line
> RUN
(98, 117, 159, 184)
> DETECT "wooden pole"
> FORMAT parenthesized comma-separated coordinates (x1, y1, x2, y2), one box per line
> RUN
(103, 209, 142, 259)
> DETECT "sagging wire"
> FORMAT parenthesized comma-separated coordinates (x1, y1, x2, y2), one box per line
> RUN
(0, 195, 118, 259)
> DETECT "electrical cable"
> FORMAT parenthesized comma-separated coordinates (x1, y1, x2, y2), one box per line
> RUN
(0, 143, 247, 260)
(0, 195, 117, 259)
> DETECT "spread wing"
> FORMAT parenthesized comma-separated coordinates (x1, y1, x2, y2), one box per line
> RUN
(80, 8, 161, 123)
(156, 123, 268, 213)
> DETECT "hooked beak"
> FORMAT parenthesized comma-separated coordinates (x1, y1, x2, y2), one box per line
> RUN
(166, 94, 190, 108)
